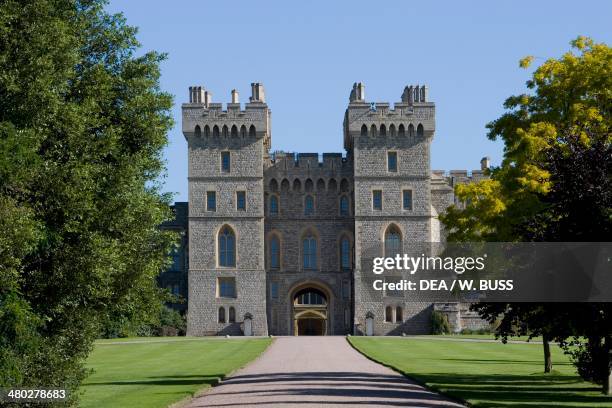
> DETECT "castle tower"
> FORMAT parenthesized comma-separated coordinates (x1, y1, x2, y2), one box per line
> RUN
(343, 82, 436, 335)
(182, 84, 271, 336)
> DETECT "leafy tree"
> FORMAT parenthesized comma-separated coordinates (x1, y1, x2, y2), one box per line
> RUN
(440, 37, 611, 392)
(0, 0, 176, 404)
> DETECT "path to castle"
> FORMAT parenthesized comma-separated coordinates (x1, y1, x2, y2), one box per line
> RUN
(185, 336, 465, 407)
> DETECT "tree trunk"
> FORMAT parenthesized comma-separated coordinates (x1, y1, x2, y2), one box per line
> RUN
(605, 335, 611, 396)
(543, 334, 552, 373)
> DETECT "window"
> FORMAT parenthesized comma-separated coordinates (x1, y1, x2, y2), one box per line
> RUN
(295, 289, 326, 305)
(270, 195, 279, 215)
(408, 123, 415, 137)
(221, 151, 230, 172)
(172, 284, 180, 296)
(217, 277, 236, 298)
(385, 306, 393, 322)
(384, 225, 402, 258)
(361, 124, 368, 137)
(249, 125, 256, 137)
(403, 190, 413, 210)
(387, 151, 397, 172)
(236, 191, 246, 211)
(340, 195, 349, 216)
(270, 236, 280, 269)
(207, 191, 216, 211)
(304, 195, 314, 215)
(302, 235, 317, 270)
(372, 190, 382, 210)
(194, 125, 201, 137)
(229, 307, 236, 323)
(270, 282, 279, 299)
(219, 227, 236, 267)
(341, 237, 351, 270)
(342, 280, 350, 300)
(396, 306, 403, 322)
(218, 307, 226, 323)
(417, 123, 424, 137)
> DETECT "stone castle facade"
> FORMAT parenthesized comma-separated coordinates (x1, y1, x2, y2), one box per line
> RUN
(167, 82, 489, 336)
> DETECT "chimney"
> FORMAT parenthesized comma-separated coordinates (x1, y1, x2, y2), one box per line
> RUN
(356, 82, 365, 101)
(480, 157, 491, 171)
(204, 90, 212, 107)
(189, 86, 205, 104)
(421, 85, 428, 102)
(250, 83, 265, 103)
(231, 89, 239, 104)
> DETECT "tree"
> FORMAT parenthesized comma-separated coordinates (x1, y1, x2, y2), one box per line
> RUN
(440, 37, 611, 392)
(0, 0, 176, 404)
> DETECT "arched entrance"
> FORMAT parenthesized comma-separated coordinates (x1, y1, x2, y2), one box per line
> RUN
(293, 287, 328, 336)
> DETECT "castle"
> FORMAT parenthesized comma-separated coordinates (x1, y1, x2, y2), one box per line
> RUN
(161, 82, 489, 336)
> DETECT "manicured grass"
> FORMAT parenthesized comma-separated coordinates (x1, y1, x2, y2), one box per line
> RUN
(80, 337, 271, 408)
(349, 336, 612, 408)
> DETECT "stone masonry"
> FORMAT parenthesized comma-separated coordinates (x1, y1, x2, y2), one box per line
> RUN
(180, 82, 489, 336)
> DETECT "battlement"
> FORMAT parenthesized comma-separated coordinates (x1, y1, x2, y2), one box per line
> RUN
(269, 151, 350, 170)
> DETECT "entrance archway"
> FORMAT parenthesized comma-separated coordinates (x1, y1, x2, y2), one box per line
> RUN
(292, 287, 328, 336)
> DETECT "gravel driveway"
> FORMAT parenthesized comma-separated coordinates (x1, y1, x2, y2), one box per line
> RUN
(185, 336, 465, 407)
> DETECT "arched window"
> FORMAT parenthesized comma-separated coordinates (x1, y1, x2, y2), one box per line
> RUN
(303, 235, 317, 270)
(385, 306, 393, 322)
(293, 179, 301, 192)
(340, 178, 349, 193)
(270, 195, 279, 215)
(408, 123, 415, 137)
(219, 226, 236, 267)
(270, 235, 280, 269)
(417, 123, 424, 137)
(194, 125, 201, 137)
(317, 178, 325, 192)
(218, 307, 226, 323)
(249, 125, 256, 137)
(240, 125, 247, 138)
(305, 179, 314, 193)
(380, 124, 386, 136)
(229, 307, 236, 323)
(384, 225, 402, 258)
(281, 179, 290, 192)
(222, 125, 228, 137)
(269, 179, 279, 192)
(389, 124, 396, 137)
(396, 306, 403, 322)
(204, 125, 210, 137)
(328, 178, 337, 193)
(213, 125, 220, 137)
(370, 124, 377, 137)
(341, 237, 351, 270)
(294, 288, 326, 305)
(304, 195, 314, 215)
(340, 195, 349, 216)
(361, 124, 368, 137)
(231, 125, 238, 137)
(398, 124, 405, 137)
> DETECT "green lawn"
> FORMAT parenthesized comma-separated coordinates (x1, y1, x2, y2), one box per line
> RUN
(349, 336, 612, 408)
(80, 337, 271, 408)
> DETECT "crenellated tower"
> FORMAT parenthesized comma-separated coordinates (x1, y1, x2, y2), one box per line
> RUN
(182, 83, 271, 336)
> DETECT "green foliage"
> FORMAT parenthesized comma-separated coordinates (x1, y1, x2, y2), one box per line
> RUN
(440, 37, 612, 388)
(430, 311, 451, 335)
(0, 0, 176, 403)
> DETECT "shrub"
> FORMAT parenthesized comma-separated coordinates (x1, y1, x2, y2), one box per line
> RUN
(431, 311, 451, 335)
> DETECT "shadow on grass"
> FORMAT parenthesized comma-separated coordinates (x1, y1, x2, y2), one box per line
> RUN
(85, 374, 225, 387)
(411, 373, 609, 408)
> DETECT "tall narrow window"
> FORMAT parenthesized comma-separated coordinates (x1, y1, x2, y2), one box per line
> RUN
(270, 235, 280, 269)
(385, 306, 393, 322)
(194, 125, 201, 137)
(229, 307, 236, 323)
(417, 123, 424, 137)
(270, 195, 279, 215)
(372, 190, 382, 210)
(403, 190, 413, 210)
(218, 307, 226, 323)
(236, 191, 246, 211)
(408, 123, 415, 138)
(303, 235, 317, 270)
(384, 225, 402, 258)
(207, 191, 216, 212)
(340, 195, 349, 216)
(221, 151, 230, 172)
(387, 151, 397, 172)
(342, 280, 350, 299)
(361, 124, 368, 137)
(219, 227, 236, 267)
(341, 237, 351, 270)
(396, 306, 403, 322)
(304, 195, 314, 215)
(270, 282, 279, 299)
(249, 125, 256, 137)
(217, 277, 236, 298)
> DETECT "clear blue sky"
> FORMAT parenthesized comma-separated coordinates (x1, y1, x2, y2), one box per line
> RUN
(107, 0, 611, 203)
